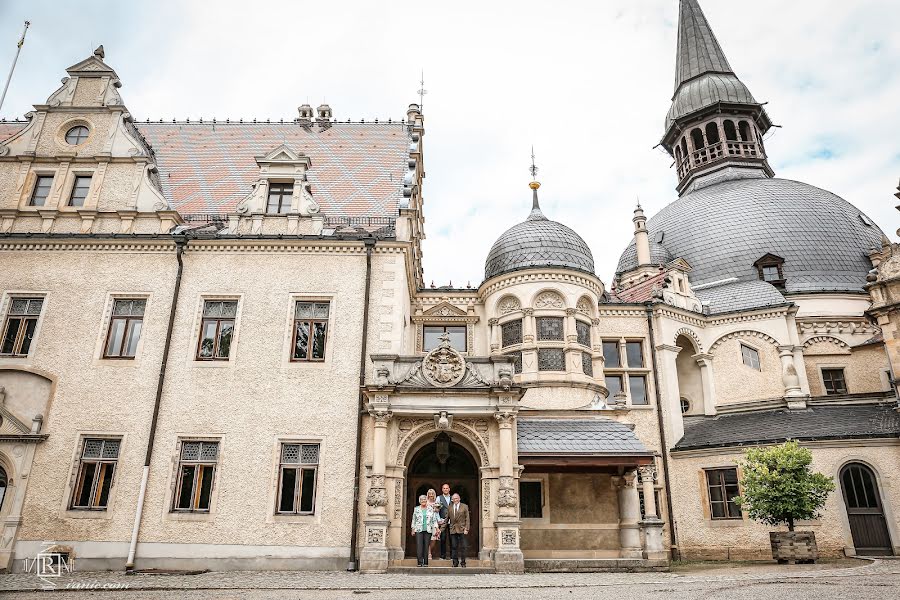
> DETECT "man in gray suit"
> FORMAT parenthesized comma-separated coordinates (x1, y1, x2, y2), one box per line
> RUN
(436, 483, 452, 559)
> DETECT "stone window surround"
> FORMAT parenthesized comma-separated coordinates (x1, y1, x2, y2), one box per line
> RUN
(281, 293, 336, 368)
(54, 117, 95, 150)
(164, 436, 223, 522)
(602, 337, 652, 408)
(818, 364, 849, 395)
(61, 432, 127, 521)
(16, 164, 100, 214)
(698, 465, 745, 527)
(267, 435, 324, 524)
(189, 294, 244, 368)
(0, 291, 49, 364)
(92, 292, 151, 367)
(518, 473, 550, 525)
(23, 170, 57, 209)
(412, 312, 477, 356)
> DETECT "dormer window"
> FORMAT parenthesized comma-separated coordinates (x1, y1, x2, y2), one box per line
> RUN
(753, 253, 785, 287)
(266, 183, 294, 214)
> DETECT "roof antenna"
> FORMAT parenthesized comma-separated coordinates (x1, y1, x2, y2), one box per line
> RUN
(417, 69, 427, 112)
(0, 21, 30, 114)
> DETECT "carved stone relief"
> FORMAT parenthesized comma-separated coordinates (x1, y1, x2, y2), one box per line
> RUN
(534, 291, 564, 309)
(498, 296, 521, 315)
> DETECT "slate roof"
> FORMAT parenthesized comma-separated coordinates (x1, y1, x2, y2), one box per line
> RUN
(616, 177, 886, 295)
(694, 279, 788, 314)
(484, 195, 595, 281)
(517, 418, 652, 456)
(675, 403, 900, 451)
(136, 122, 411, 217)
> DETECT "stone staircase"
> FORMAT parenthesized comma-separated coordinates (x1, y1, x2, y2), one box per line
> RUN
(387, 558, 495, 574)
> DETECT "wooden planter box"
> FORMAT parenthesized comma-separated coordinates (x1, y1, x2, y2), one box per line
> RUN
(770, 531, 818, 564)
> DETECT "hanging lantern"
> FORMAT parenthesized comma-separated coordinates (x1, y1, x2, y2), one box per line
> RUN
(435, 432, 451, 465)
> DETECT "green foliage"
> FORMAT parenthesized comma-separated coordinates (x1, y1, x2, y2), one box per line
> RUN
(734, 441, 835, 531)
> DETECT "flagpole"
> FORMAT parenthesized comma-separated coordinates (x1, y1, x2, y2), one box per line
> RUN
(0, 21, 30, 114)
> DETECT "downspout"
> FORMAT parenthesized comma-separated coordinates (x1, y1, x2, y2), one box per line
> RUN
(125, 235, 187, 571)
(645, 302, 679, 560)
(348, 237, 376, 571)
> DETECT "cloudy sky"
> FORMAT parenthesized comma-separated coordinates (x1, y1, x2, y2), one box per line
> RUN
(1, 0, 898, 285)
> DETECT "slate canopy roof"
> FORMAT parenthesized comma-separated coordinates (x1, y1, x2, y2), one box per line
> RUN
(517, 418, 653, 457)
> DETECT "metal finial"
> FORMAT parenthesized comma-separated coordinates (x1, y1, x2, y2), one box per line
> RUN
(417, 70, 427, 111)
(529, 146, 539, 180)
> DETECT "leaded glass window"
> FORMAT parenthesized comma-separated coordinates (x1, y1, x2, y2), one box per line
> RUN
(501, 319, 522, 348)
(277, 443, 319, 514)
(537, 348, 565, 371)
(197, 300, 238, 360)
(292, 301, 329, 361)
(174, 441, 219, 512)
(104, 299, 146, 359)
(582, 351, 593, 376)
(506, 351, 522, 374)
(536, 317, 563, 341)
(71, 438, 120, 510)
(576, 320, 591, 347)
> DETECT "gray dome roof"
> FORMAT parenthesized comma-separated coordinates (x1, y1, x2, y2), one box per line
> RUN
(617, 177, 885, 294)
(485, 204, 595, 281)
(665, 73, 758, 132)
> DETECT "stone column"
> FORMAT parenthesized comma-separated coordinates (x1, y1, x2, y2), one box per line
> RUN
(564, 308, 581, 376)
(638, 465, 666, 561)
(522, 308, 535, 344)
(489, 318, 500, 354)
(493, 410, 524, 573)
(778, 345, 805, 405)
(655, 344, 684, 446)
(693, 353, 717, 416)
(360, 408, 392, 573)
(613, 471, 642, 558)
(591, 318, 606, 385)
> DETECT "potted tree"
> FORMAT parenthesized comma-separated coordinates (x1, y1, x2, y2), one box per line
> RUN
(735, 440, 835, 563)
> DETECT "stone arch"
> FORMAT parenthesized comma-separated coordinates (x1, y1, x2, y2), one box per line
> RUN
(709, 330, 780, 354)
(674, 328, 703, 353)
(803, 335, 850, 350)
(575, 295, 595, 317)
(396, 420, 489, 467)
(495, 294, 522, 316)
(531, 289, 566, 310)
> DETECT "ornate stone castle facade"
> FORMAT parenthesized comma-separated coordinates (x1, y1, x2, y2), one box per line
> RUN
(0, 0, 897, 573)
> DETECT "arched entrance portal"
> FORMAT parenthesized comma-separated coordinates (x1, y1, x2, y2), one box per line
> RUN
(840, 463, 893, 555)
(404, 433, 480, 558)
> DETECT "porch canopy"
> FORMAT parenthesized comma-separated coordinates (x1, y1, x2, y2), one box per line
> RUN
(517, 418, 654, 470)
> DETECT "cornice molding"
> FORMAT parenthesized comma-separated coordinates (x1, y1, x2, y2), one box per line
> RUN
(479, 269, 604, 300)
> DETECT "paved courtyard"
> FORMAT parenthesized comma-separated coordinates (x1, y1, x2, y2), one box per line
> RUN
(1, 559, 899, 599)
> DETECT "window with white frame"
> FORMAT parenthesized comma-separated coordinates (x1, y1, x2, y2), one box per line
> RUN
(602, 339, 650, 405)
(71, 438, 120, 510)
(1, 297, 44, 357)
(173, 440, 219, 512)
(277, 442, 319, 514)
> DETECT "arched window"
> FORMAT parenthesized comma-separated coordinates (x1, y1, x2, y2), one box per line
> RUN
(739, 120, 753, 142)
(705, 122, 720, 144)
(0, 466, 7, 512)
(680, 137, 688, 158)
(690, 128, 704, 150)
(724, 120, 737, 141)
(674, 145, 683, 164)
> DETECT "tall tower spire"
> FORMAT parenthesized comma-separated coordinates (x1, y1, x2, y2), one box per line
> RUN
(663, 0, 774, 196)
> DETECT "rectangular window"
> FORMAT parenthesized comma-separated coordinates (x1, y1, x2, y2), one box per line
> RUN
(1, 297, 43, 356)
(706, 468, 742, 519)
(266, 182, 294, 214)
(506, 351, 522, 375)
(71, 438, 120, 510)
(576, 320, 591, 347)
(606, 374, 623, 399)
(625, 341, 644, 368)
(602, 340, 621, 368)
(537, 348, 565, 371)
(822, 368, 847, 395)
(174, 441, 219, 512)
(740, 344, 760, 370)
(423, 324, 466, 351)
(582, 351, 593, 376)
(29, 175, 54, 207)
(277, 443, 319, 514)
(519, 481, 543, 519)
(104, 299, 146, 359)
(536, 317, 564, 341)
(292, 301, 329, 361)
(629, 375, 648, 405)
(68, 175, 92, 207)
(196, 300, 237, 360)
(761, 265, 780, 282)
(501, 319, 522, 348)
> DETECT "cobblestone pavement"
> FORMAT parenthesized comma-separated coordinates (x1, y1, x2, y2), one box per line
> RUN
(1, 559, 898, 599)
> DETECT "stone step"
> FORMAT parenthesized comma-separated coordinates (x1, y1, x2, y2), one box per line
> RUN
(387, 566, 496, 575)
(392, 558, 490, 567)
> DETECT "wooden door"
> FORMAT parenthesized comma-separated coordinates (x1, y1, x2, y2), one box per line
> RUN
(841, 463, 893, 555)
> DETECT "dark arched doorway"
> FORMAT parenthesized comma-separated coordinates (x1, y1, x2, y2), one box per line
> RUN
(841, 463, 893, 555)
(404, 433, 479, 558)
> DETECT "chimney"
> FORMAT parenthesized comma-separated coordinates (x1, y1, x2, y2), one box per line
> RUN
(316, 104, 332, 126)
(297, 103, 313, 126)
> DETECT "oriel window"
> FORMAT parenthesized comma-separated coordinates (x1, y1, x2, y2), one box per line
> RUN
(197, 300, 237, 360)
(423, 324, 466, 351)
(501, 319, 522, 348)
(277, 443, 319, 514)
(29, 175, 54, 207)
(1, 297, 43, 357)
(104, 299, 146, 359)
(536, 317, 564, 341)
(266, 182, 294, 214)
(71, 438, 120, 510)
(292, 301, 329, 361)
(68, 175, 92, 207)
(576, 320, 591, 347)
(174, 441, 219, 512)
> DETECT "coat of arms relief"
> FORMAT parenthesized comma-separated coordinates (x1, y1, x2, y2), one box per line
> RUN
(422, 333, 465, 387)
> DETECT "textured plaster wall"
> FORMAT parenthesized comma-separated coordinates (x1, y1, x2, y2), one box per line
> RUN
(669, 443, 900, 560)
(34, 112, 113, 158)
(803, 344, 890, 396)
(712, 338, 784, 403)
(675, 339, 703, 412)
(71, 78, 105, 108)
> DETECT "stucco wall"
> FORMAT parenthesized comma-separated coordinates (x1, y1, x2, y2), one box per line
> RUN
(712, 337, 784, 403)
(803, 343, 890, 396)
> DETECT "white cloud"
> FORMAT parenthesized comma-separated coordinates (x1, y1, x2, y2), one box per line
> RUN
(1, 0, 897, 286)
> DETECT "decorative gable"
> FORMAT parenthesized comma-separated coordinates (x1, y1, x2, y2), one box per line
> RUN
(423, 302, 467, 318)
(66, 46, 118, 78)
